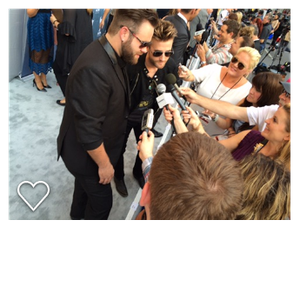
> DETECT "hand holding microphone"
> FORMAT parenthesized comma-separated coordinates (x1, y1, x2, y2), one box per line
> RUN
(163, 104, 181, 124)
(155, 83, 174, 109)
(165, 73, 187, 110)
(141, 108, 154, 134)
(137, 131, 154, 162)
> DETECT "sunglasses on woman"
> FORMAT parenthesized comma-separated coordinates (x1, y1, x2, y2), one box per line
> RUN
(152, 50, 174, 57)
(231, 57, 246, 70)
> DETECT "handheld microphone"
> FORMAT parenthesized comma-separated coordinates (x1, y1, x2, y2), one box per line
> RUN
(199, 30, 209, 45)
(141, 109, 154, 133)
(155, 83, 175, 109)
(165, 73, 187, 110)
(194, 23, 204, 36)
(156, 83, 166, 95)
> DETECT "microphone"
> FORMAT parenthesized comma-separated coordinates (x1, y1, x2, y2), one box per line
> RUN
(165, 73, 187, 110)
(199, 30, 209, 45)
(141, 109, 154, 133)
(155, 83, 174, 109)
(194, 23, 204, 36)
(156, 83, 166, 95)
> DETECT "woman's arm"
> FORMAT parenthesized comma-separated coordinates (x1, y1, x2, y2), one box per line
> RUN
(219, 130, 250, 152)
(27, 9, 39, 18)
(100, 9, 111, 29)
(180, 87, 249, 122)
(163, 105, 189, 134)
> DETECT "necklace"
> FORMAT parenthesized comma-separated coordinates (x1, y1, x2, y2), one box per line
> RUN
(211, 72, 243, 100)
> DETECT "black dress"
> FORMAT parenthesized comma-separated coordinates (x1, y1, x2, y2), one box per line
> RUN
(53, 9, 93, 95)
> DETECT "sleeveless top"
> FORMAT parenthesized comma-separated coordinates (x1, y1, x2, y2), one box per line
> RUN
(232, 130, 266, 161)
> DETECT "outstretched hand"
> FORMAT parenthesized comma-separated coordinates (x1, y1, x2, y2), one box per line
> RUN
(179, 87, 200, 105)
(137, 131, 155, 162)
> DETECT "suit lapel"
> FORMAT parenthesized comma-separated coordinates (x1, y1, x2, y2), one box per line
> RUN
(99, 35, 131, 108)
(175, 14, 190, 40)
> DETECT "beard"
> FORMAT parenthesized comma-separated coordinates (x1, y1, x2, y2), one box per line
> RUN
(121, 39, 139, 65)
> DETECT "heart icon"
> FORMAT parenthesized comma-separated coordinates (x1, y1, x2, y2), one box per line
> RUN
(17, 181, 50, 212)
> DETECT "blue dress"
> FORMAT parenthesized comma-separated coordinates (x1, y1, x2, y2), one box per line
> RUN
(27, 9, 54, 74)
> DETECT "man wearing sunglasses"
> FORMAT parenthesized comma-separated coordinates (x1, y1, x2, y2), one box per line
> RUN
(57, 10, 159, 220)
(114, 19, 180, 196)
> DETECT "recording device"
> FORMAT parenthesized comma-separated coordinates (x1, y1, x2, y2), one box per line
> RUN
(179, 63, 188, 73)
(198, 30, 209, 45)
(195, 111, 212, 124)
(194, 23, 209, 45)
(156, 83, 166, 95)
(194, 29, 205, 36)
(141, 109, 154, 133)
(165, 73, 187, 110)
(155, 83, 174, 109)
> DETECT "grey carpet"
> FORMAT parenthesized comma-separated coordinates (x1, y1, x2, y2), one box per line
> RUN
(9, 71, 169, 220)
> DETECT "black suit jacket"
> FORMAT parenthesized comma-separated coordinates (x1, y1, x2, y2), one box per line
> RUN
(57, 36, 130, 176)
(165, 14, 190, 65)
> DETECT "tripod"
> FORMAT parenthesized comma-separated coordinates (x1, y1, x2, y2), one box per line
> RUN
(269, 36, 289, 76)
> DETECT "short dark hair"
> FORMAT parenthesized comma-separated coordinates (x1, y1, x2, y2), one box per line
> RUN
(240, 35, 255, 48)
(109, 9, 159, 35)
(180, 9, 194, 14)
(223, 19, 240, 38)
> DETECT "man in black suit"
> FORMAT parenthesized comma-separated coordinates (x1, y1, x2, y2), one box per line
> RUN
(165, 9, 200, 65)
(57, 9, 159, 220)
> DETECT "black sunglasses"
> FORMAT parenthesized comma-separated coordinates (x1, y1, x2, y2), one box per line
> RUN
(152, 50, 174, 57)
(121, 25, 152, 48)
(231, 57, 246, 70)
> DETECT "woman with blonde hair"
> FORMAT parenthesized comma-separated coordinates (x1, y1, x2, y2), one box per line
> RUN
(178, 46, 261, 137)
(237, 154, 290, 220)
(163, 103, 290, 170)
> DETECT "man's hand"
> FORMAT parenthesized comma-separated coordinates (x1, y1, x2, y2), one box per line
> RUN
(98, 161, 114, 185)
(137, 131, 155, 162)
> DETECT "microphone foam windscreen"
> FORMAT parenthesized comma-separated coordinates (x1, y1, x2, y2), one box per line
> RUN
(165, 73, 177, 85)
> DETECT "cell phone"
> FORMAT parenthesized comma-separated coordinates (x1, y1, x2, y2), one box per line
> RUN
(141, 109, 154, 133)
(179, 63, 188, 72)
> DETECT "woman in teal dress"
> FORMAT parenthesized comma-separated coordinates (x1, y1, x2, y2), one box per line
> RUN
(27, 9, 54, 92)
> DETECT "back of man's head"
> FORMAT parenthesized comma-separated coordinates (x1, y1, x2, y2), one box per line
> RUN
(148, 132, 243, 220)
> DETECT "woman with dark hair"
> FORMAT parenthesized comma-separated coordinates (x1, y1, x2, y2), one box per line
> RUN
(224, 72, 283, 136)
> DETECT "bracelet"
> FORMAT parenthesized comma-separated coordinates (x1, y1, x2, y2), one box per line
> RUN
(212, 114, 219, 122)
(52, 19, 58, 25)
(200, 61, 206, 66)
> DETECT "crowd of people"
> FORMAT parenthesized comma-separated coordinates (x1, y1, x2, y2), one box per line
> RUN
(26, 9, 291, 220)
